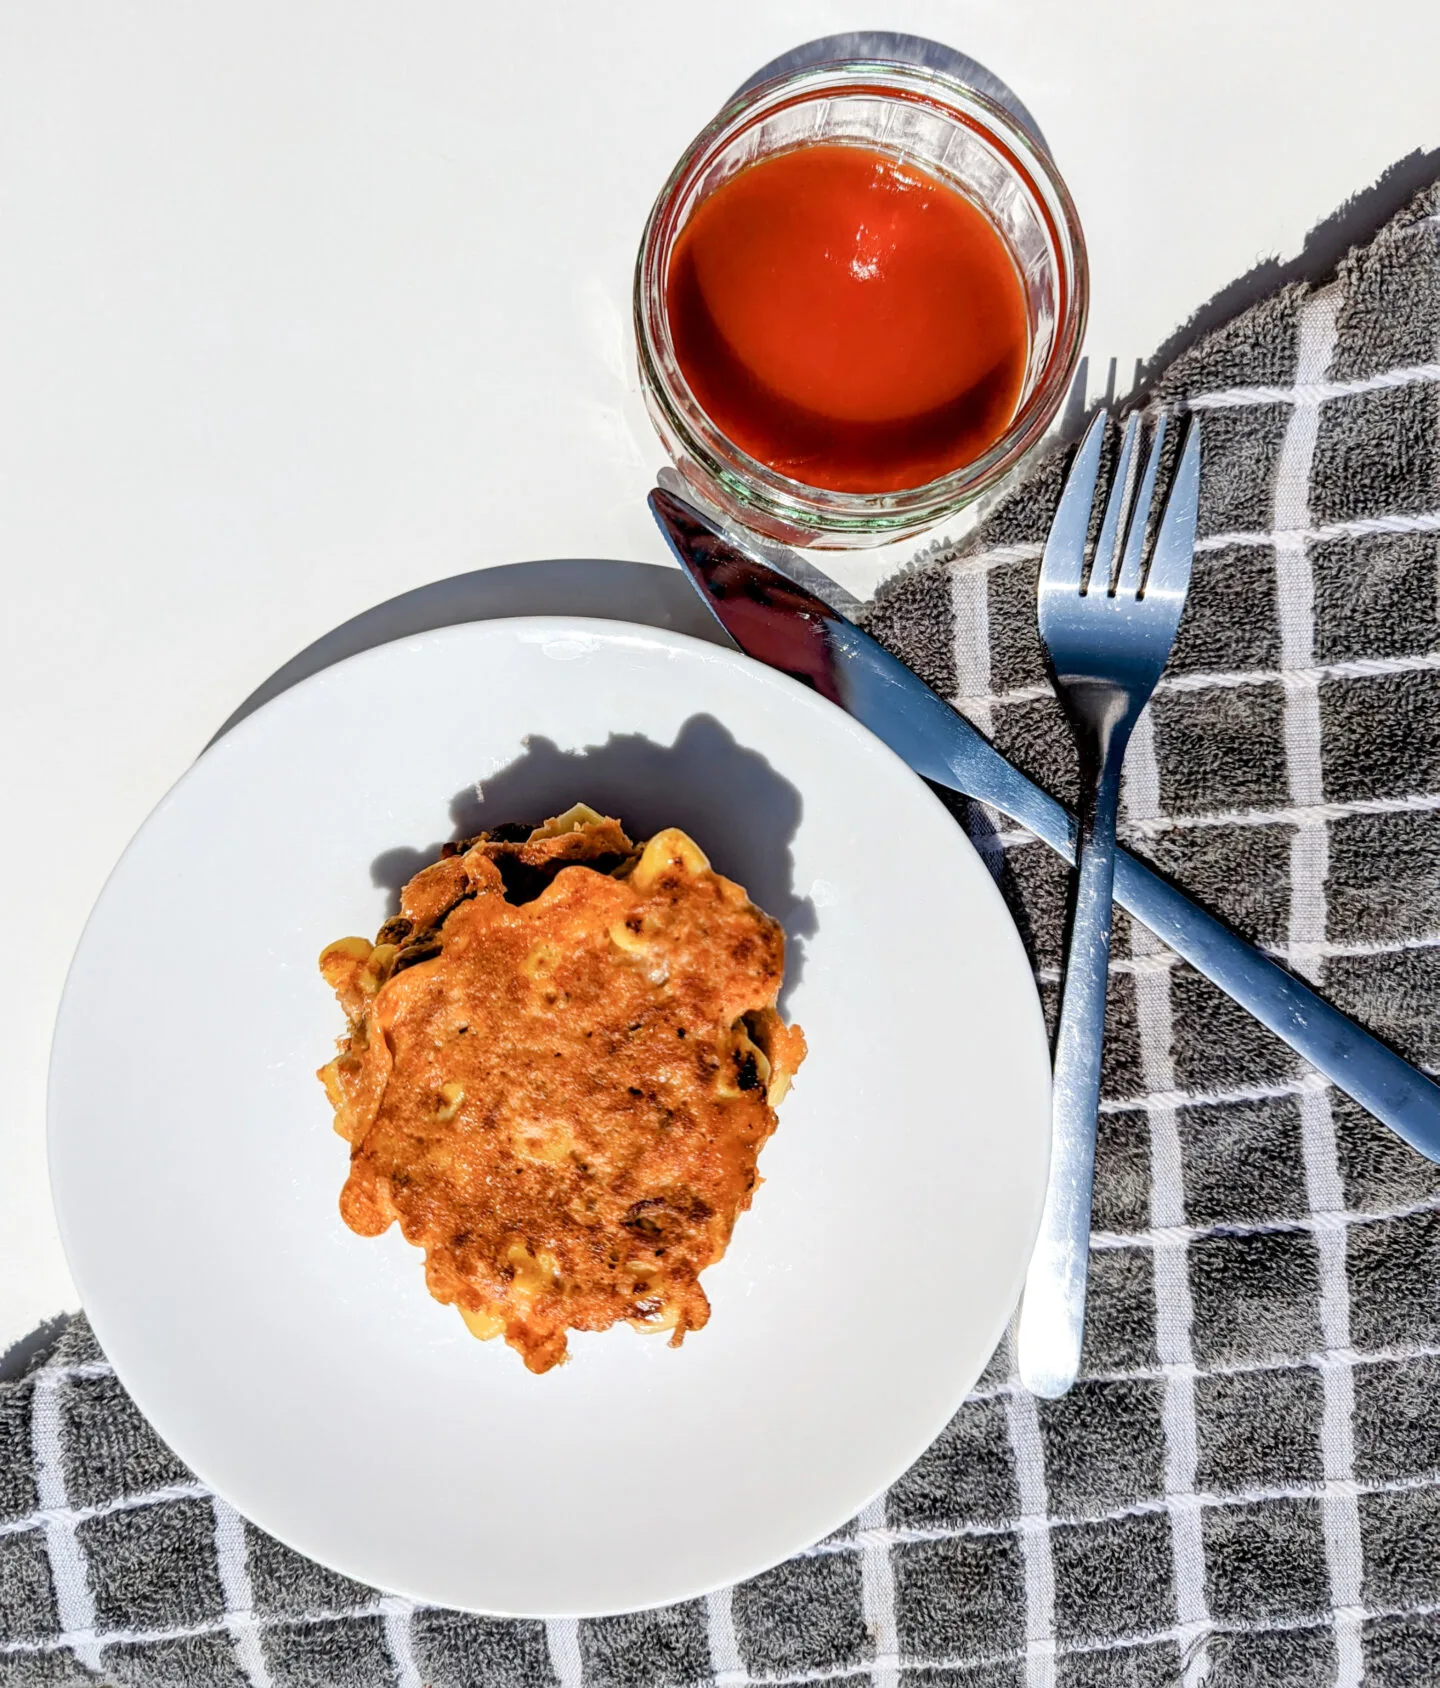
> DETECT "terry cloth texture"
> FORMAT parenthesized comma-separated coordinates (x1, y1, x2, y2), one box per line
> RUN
(5, 182, 1440, 1688)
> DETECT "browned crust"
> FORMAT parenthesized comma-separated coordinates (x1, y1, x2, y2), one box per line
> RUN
(317, 808, 806, 1372)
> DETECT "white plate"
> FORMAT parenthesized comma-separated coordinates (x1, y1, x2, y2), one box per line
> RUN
(49, 616, 1050, 1617)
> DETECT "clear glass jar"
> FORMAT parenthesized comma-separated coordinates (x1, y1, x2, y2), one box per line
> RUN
(634, 60, 1088, 549)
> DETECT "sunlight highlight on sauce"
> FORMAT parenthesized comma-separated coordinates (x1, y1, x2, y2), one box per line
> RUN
(666, 144, 1030, 494)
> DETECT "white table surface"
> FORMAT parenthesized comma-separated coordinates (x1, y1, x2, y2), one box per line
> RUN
(3, 0, 1438, 1356)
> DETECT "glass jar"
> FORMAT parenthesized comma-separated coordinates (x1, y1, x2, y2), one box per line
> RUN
(634, 60, 1088, 549)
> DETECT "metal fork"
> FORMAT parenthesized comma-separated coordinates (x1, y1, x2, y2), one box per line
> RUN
(1017, 410, 1201, 1399)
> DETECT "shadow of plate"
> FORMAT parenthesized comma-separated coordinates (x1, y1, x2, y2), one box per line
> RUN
(209, 558, 731, 747)
(211, 558, 815, 1005)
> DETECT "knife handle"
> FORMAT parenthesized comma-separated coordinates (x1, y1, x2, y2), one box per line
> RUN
(952, 734, 1440, 1161)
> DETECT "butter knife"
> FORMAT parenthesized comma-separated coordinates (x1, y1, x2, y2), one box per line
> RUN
(648, 487, 1440, 1163)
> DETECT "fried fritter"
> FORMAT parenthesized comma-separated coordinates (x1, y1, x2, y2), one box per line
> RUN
(317, 805, 806, 1373)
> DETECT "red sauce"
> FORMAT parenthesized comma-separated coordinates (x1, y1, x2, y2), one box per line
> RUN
(666, 143, 1029, 495)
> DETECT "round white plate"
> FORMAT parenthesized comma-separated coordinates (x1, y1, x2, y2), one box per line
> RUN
(49, 616, 1050, 1617)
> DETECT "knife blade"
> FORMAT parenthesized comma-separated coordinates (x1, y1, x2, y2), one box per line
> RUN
(649, 485, 1440, 1163)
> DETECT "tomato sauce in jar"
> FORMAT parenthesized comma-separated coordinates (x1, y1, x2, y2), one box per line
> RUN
(665, 143, 1030, 495)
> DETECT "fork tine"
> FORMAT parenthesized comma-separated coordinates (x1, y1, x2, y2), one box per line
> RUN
(1040, 410, 1106, 591)
(1090, 413, 1141, 594)
(1114, 415, 1167, 596)
(1142, 416, 1202, 603)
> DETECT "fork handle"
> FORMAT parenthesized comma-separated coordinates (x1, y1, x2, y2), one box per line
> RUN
(1017, 756, 1123, 1398)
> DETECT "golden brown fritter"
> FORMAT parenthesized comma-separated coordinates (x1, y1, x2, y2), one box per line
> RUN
(317, 805, 806, 1373)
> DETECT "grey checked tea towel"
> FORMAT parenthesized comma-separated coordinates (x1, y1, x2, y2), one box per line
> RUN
(5, 179, 1440, 1688)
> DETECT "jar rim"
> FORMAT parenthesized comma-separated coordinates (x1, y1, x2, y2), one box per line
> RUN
(633, 58, 1089, 544)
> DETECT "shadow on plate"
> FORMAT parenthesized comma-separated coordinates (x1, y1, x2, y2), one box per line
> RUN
(209, 558, 731, 747)
(370, 714, 818, 1010)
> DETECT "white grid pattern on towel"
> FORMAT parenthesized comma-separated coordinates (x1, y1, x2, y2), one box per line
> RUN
(5, 1385, 1439, 1656)
(951, 556, 1059, 1688)
(1117, 787, 1440, 834)
(1029, 929, 1440, 989)
(965, 644, 1440, 712)
(12, 1596, 1440, 1684)
(1001, 1330, 1057, 1688)
(952, 547, 1060, 1688)
(1095, 1069, 1364, 1117)
(212, 1495, 274, 1688)
(706, 1585, 746, 1687)
(1273, 285, 1368, 1688)
(1, 1409, 1437, 1681)
(947, 500, 1440, 582)
(1197, 506, 1440, 550)
(1186, 359, 1440, 410)
(1122, 709, 1213, 1684)
(1091, 1189, 1440, 1251)
(380, 1596, 423, 1688)
(547, 1617, 585, 1688)
(974, 791, 1440, 857)
(963, 1336, 1440, 1396)
(856, 1492, 899, 1688)
(29, 1356, 103, 1675)
(0, 1479, 210, 1541)
(798, 1465, 1440, 1557)
(947, 561, 1009, 883)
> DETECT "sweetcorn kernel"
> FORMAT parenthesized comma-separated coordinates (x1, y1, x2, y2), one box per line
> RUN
(506, 1242, 561, 1302)
(459, 1304, 505, 1341)
(630, 828, 710, 891)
